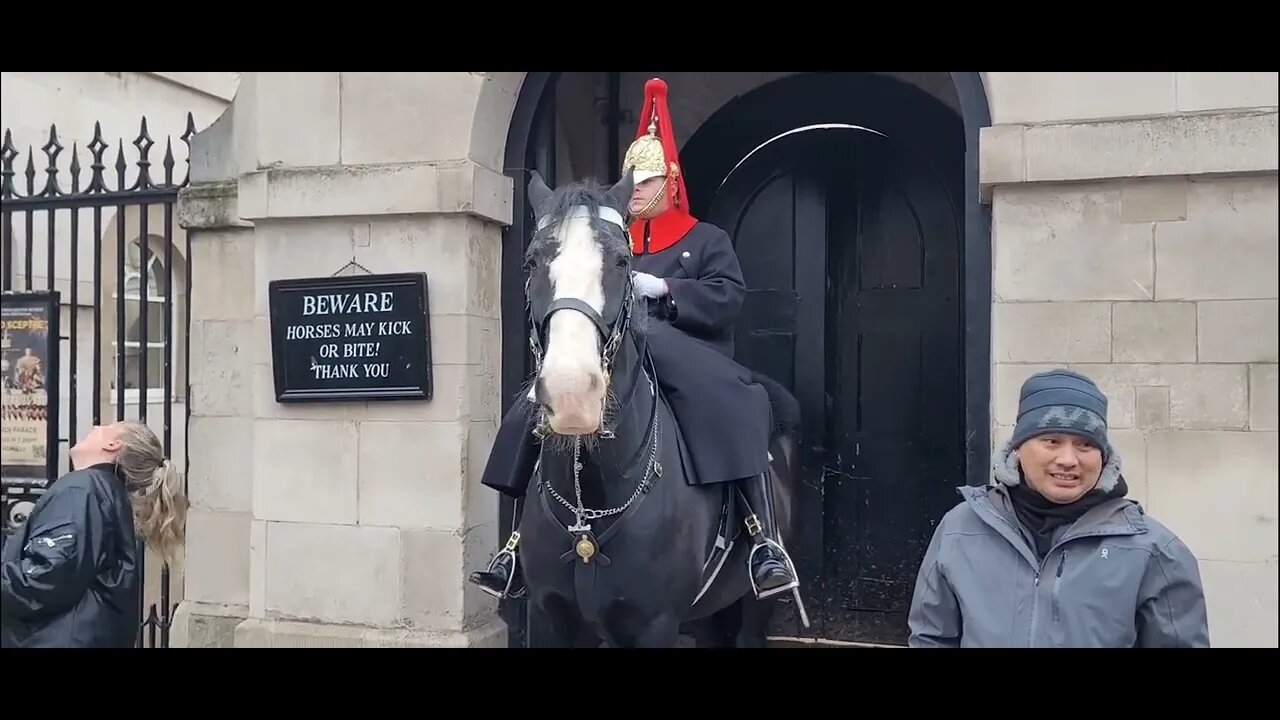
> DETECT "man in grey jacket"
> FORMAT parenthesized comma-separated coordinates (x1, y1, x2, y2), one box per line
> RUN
(907, 369, 1210, 648)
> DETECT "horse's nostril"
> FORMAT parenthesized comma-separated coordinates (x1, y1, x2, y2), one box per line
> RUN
(589, 374, 602, 393)
(535, 377, 550, 407)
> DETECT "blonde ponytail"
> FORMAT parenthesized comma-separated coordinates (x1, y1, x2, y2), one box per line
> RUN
(115, 422, 188, 564)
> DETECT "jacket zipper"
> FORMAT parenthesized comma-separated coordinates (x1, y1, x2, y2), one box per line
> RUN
(1052, 549, 1067, 623)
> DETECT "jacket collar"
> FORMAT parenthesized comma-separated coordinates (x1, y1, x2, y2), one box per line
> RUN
(957, 483, 1147, 570)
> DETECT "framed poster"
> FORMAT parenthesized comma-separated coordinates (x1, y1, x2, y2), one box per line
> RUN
(267, 272, 433, 403)
(1, 290, 60, 486)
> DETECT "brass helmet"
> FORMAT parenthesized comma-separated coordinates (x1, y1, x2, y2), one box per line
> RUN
(620, 77, 684, 205)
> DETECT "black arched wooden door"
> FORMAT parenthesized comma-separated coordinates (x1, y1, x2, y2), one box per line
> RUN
(709, 128, 963, 645)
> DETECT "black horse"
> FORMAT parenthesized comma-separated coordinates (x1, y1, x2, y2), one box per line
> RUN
(514, 170, 807, 648)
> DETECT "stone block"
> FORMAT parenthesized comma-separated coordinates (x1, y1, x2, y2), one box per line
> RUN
(364, 216, 500, 318)
(978, 125, 1024, 199)
(428, 314, 501, 366)
(186, 416, 252, 513)
(1197, 559, 1278, 648)
(464, 418, 500, 533)
(339, 72, 482, 166)
(177, 182, 252, 230)
(1068, 363, 1248, 430)
(1135, 386, 1171, 430)
(994, 363, 1062, 426)
(190, 229, 255, 322)
(1108, 429, 1148, 507)
(232, 617, 508, 648)
(1023, 111, 1277, 183)
(1120, 178, 1187, 223)
(264, 522, 402, 626)
(1251, 364, 1278, 431)
(171, 601, 247, 649)
(362, 619, 508, 648)
(183, 510, 251, 607)
(1145, 431, 1278, 563)
(188, 319, 255, 418)
(249, 520, 266, 618)
(1176, 72, 1279, 113)
(993, 303, 1110, 363)
(1155, 176, 1279, 300)
(358, 420, 467, 529)
(993, 185, 1154, 301)
(1112, 301, 1197, 363)
(1198, 300, 1278, 363)
(252, 419, 359, 525)
(471, 73, 525, 172)
(253, 72, 340, 169)
(985, 72, 1176, 125)
(237, 162, 511, 226)
(400, 528, 466, 631)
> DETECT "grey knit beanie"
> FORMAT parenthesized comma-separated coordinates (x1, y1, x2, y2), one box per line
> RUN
(1009, 370, 1110, 458)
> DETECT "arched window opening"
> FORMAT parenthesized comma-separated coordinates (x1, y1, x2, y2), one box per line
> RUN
(110, 237, 175, 398)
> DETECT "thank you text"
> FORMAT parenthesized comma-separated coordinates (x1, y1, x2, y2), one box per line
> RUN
(268, 273, 432, 402)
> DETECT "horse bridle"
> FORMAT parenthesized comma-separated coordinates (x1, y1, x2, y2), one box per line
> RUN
(527, 206, 637, 435)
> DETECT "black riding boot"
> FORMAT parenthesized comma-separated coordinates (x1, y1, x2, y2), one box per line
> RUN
(468, 500, 526, 600)
(737, 473, 798, 600)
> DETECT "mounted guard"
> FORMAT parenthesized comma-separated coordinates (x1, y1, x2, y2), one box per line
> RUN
(470, 77, 800, 612)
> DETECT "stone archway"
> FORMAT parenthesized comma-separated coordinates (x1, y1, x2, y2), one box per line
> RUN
(490, 71, 992, 647)
(489, 72, 990, 481)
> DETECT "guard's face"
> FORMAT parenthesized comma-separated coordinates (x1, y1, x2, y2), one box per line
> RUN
(1017, 433, 1103, 504)
(628, 176, 670, 218)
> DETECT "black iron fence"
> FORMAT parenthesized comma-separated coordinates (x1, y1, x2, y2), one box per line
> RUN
(1, 114, 197, 648)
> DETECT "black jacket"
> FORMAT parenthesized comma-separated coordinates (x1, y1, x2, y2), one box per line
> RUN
(1, 463, 141, 648)
(633, 221, 746, 358)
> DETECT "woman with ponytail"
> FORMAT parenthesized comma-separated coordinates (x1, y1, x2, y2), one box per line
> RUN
(1, 421, 187, 648)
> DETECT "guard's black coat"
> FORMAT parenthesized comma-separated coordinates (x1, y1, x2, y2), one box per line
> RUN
(1, 463, 142, 648)
(482, 221, 774, 497)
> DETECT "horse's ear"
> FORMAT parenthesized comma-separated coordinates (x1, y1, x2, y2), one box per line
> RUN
(607, 170, 635, 212)
(527, 170, 554, 216)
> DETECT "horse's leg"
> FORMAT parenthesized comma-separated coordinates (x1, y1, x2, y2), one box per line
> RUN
(734, 597, 776, 648)
(689, 602, 742, 648)
(630, 613, 684, 648)
(526, 595, 581, 648)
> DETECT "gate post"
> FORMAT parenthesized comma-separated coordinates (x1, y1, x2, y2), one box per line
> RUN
(170, 101, 257, 648)
(174, 72, 511, 648)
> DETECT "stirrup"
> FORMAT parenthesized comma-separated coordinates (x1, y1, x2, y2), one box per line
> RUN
(743, 517, 810, 628)
(474, 531, 525, 600)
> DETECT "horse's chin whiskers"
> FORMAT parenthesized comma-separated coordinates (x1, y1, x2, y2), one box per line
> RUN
(534, 381, 620, 457)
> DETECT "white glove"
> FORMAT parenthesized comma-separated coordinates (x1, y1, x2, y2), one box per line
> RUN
(632, 271, 668, 299)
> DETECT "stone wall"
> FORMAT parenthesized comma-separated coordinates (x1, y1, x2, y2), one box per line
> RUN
(171, 72, 520, 647)
(981, 72, 1278, 648)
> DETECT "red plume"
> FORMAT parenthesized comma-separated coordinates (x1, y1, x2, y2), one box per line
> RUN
(629, 77, 697, 255)
(633, 78, 690, 210)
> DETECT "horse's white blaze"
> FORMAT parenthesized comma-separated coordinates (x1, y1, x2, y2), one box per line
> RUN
(539, 212, 607, 434)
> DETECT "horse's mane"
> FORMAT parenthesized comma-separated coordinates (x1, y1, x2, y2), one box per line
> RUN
(526, 177, 632, 267)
